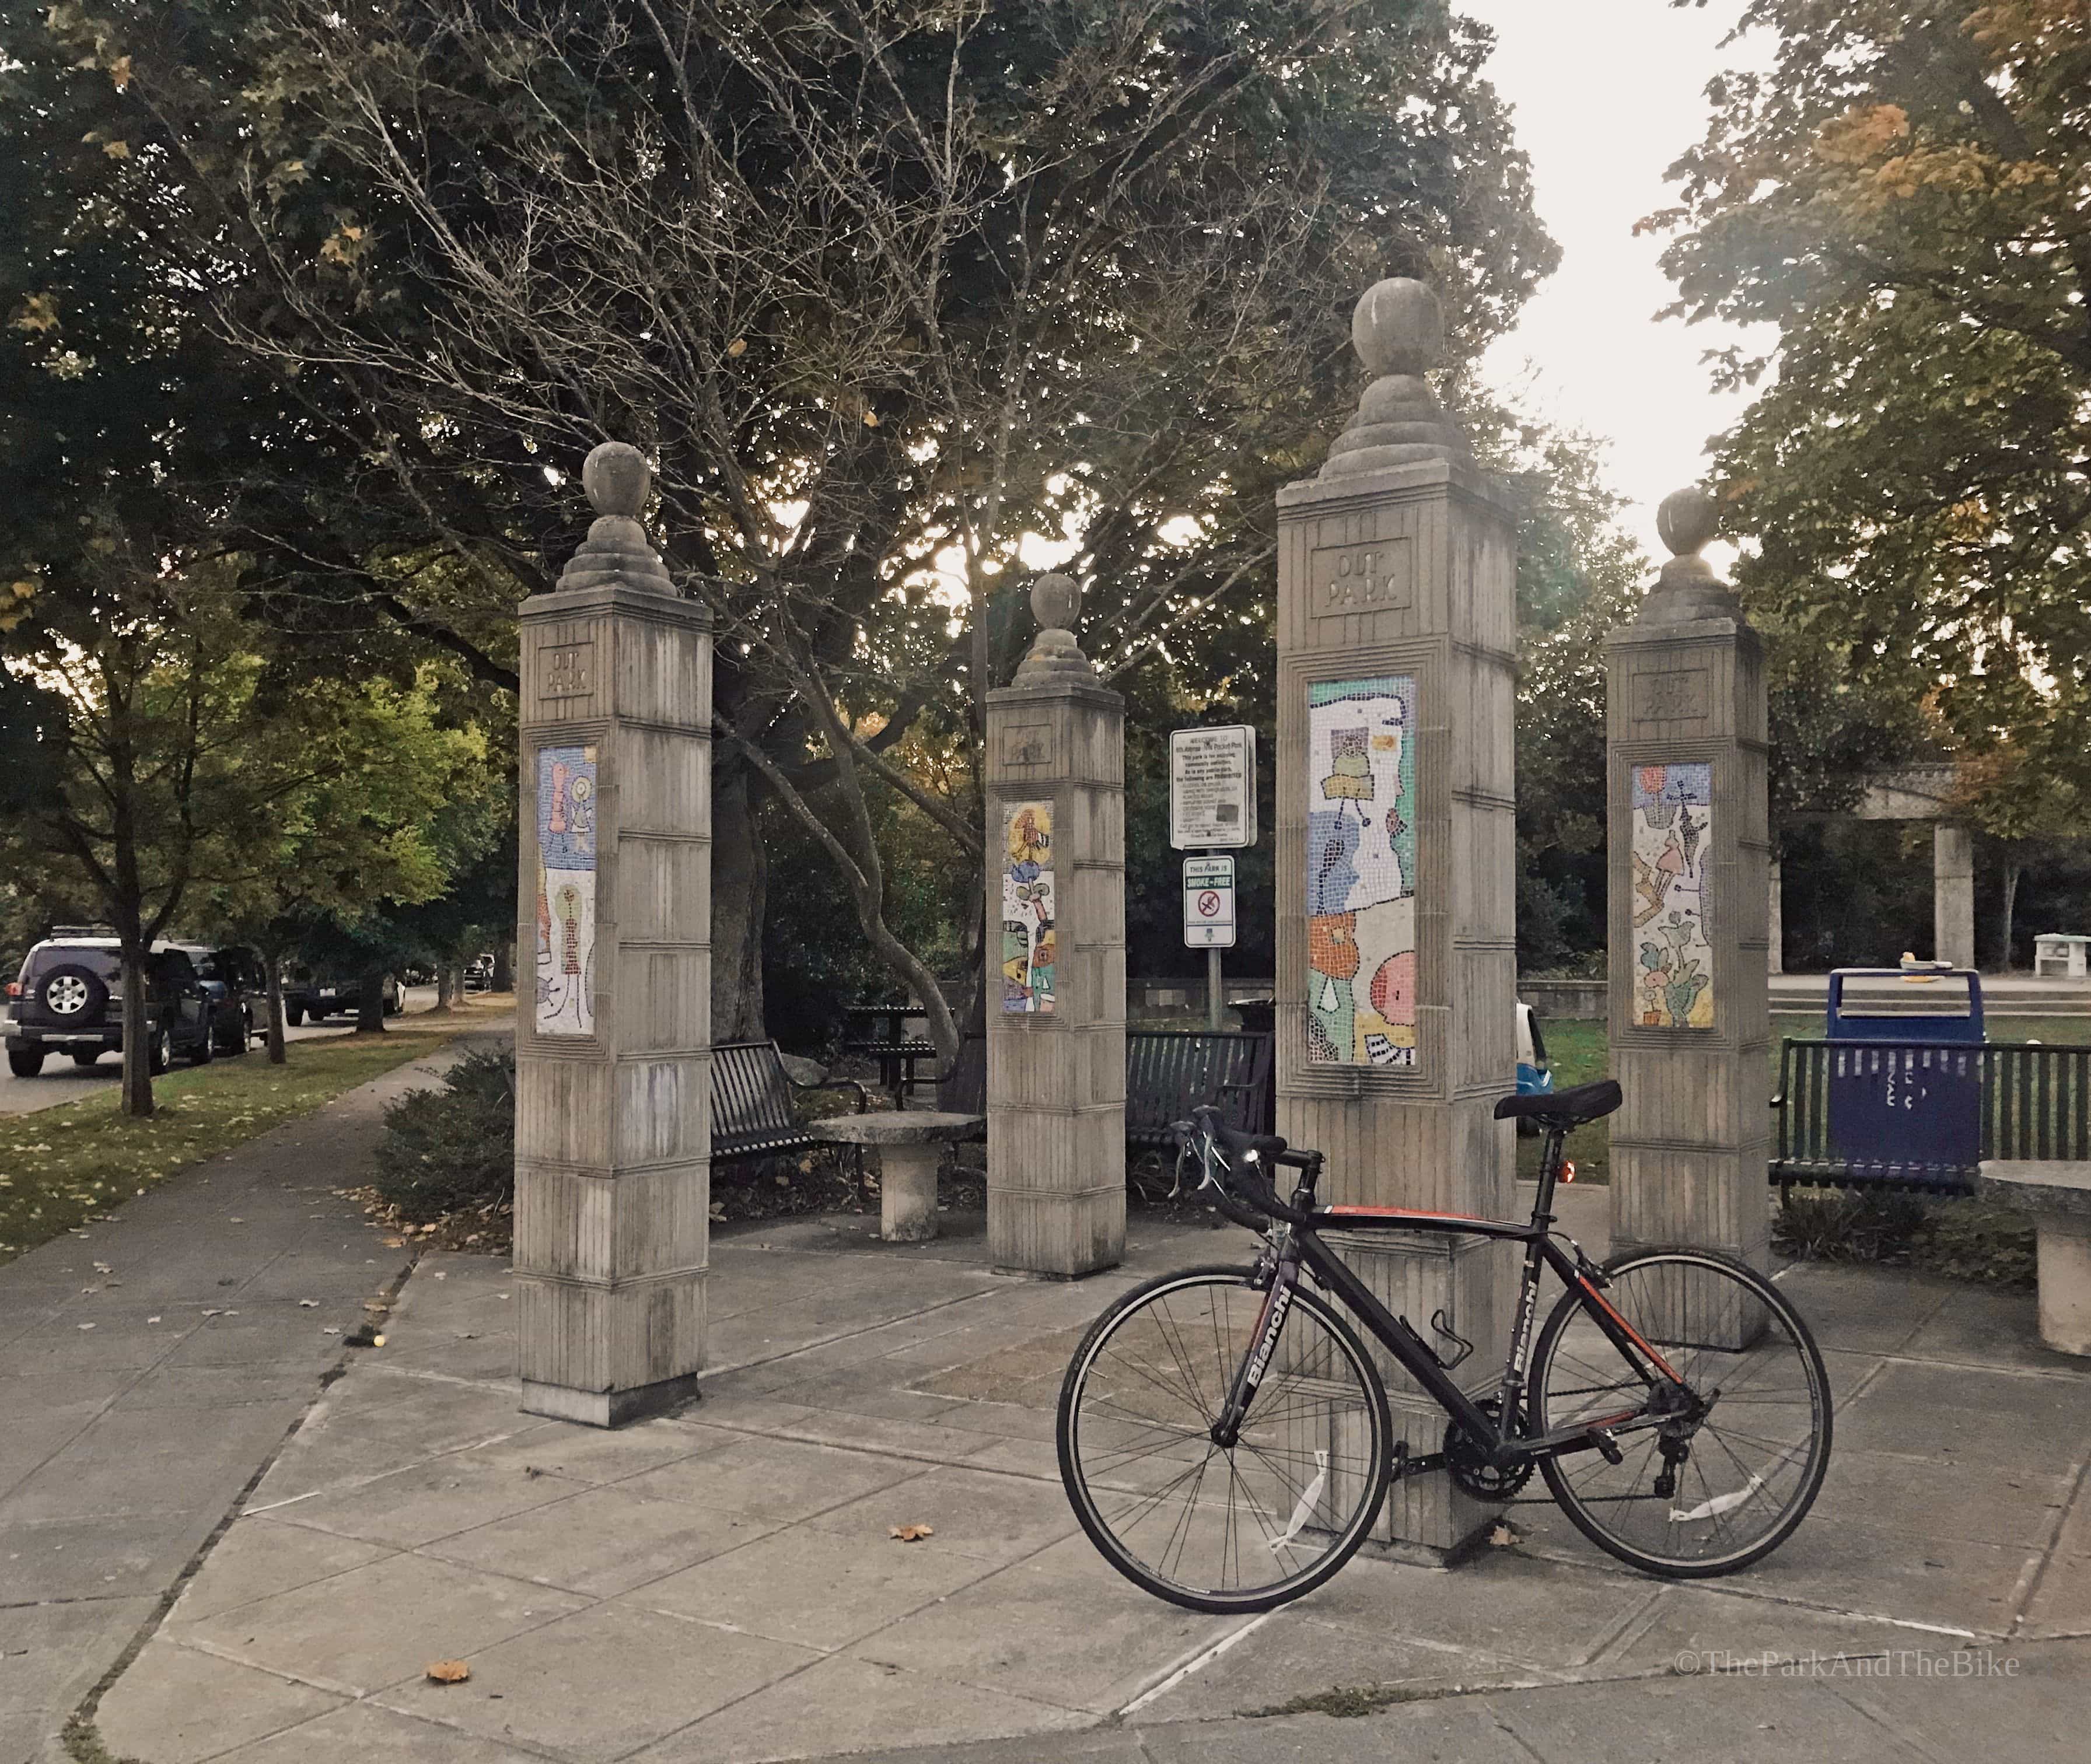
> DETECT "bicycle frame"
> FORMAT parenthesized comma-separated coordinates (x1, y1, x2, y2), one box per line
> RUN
(1207, 1125, 1688, 1472)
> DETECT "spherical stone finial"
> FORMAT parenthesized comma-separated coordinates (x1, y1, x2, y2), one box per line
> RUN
(1352, 278, 1444, 377)
(1657, 485, 1719, 559)
(583, 442, 651, 518)
(1031, 572, 1080, 632)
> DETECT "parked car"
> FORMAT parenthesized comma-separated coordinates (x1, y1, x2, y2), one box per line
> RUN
(4, 933, 216, 1076)
(464, 954, 495, 992)
(167, 942, 266, 1055)
(282, 968, 404, 1026)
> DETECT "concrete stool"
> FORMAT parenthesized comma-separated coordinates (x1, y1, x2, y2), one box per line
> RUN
(1980, 1160, 2091, 1356)
(809, 1111, 986, 1242)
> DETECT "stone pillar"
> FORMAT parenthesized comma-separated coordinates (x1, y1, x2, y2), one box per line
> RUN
(1275, 280, 1518, 1559)
(985, 575, 1126, 1278)
(1935, 824, 1976, 969)
(515, 443, 713, 1426)
(1767, 856, 1784, 975)
(1607, 489, 1771, 1286)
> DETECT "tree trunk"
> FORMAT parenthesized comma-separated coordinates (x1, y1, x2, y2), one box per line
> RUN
(1998, 860, 2023, 972)
(711, 746, 768, 1042)
(491, 942, 513, 992)
(356, 968, 387, 1034)
(119, 947, 155, 1118)
(433, 964, 456, 1012)
(265, 961, 288, 1064)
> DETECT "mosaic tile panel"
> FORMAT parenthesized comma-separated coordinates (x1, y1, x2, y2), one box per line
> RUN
(534, 744, 598, 1037)
(1629, 761, 1714, 1030)
(1000, 800, 1055, 1014)
(1306, 676, 1418, 1067)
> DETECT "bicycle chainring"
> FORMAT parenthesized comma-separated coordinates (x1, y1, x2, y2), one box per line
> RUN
(1443, 1398, 1534, 1500)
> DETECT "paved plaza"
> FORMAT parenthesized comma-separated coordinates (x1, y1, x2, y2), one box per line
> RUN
(16, 1153, 2080, 1763)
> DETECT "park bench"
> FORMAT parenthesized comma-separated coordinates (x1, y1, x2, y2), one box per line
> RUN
(709, 1040, 867, 1168)
(2034, 934, 2091, 980)
(844, 1003, 936, 1107)
(936, 1028, 1275, 1147)
(1770, 1038, 2091, 1198)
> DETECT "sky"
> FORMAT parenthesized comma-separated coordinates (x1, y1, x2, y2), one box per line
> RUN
(1458, 0, 1777, 572)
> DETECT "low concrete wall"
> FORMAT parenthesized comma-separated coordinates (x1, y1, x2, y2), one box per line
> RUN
(1518, 977, 1606, 1020)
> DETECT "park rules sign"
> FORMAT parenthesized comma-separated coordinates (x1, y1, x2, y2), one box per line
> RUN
(1170, 726, 1257, 850)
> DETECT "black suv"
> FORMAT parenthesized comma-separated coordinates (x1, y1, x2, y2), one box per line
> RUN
(167, 943, 266, 1056)
(282, 967, 404, 1026)
(5, 935, 218, 1077)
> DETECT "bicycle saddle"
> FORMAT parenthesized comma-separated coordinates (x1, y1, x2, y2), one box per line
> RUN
(1492, 1078, 1622, 1128)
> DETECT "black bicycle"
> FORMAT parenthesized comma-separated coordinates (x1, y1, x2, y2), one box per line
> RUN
(1056, 1082, 1831, 1612)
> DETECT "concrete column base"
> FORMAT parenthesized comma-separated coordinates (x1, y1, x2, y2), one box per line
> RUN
(521, 1371, 704, 1428)
(880, 1144, 941, 1242)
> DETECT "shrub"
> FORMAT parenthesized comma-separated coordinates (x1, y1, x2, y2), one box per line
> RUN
(373, 1045, 516, 1223)
(1774, 1186, 2036, 1289)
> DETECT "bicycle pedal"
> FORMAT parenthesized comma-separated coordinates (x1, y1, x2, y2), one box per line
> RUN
(1589, 1427, 1624, 1466)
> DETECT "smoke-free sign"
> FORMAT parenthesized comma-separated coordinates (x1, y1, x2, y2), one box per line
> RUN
(1183, 855, 1237, 949)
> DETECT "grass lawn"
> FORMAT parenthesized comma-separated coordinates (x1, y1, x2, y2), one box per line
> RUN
(0, 997, 511, 1265)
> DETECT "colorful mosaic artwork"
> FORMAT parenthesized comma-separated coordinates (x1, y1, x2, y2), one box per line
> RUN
(534, 744, 597, 1037)
(1000, 801, 1056, 1014)
(1630, 761, 1714, 1030)
(1306, 676, 1418, 1067)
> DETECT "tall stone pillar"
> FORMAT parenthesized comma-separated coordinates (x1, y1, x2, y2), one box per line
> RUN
(1607, 489, 1770, 1282)
(515, 443, 714, 1426)
(1935, 824, 1976, 969)
(985, 575, 1125, 1278)
(1275, 281, 1518, 1558)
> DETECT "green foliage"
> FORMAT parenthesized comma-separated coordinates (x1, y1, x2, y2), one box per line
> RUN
(372, 1045, 517, 1223)
(1774, 1186, 2037, 1288)
(1653, 0, 2091, 790)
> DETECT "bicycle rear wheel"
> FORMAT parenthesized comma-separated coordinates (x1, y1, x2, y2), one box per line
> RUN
(1057, 1266, 1391, 1613)
(1529, 1248, 1831, 1577)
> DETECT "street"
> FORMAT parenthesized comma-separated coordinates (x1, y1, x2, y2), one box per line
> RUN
(0, 984, 441, 1116)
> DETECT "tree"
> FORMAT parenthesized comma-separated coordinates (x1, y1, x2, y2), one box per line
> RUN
(1651, 1, 2091, 793)
(3, 559, 338, 1113)
(207, 669, 503, 1058)
(54, 0, 1554, 1059)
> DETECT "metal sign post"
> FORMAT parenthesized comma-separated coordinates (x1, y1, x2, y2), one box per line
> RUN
(1183, 855, 1236, 1030)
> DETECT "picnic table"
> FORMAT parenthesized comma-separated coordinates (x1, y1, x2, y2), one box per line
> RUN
(844, 1003, 937, 1106)
(2034, 934, 2091, 980)
(806, 1111, 985, 1242)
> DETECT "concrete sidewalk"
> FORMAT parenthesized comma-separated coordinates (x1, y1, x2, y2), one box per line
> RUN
(0, 1027, 505, 1764)
(79, 1184, 2091, 1763)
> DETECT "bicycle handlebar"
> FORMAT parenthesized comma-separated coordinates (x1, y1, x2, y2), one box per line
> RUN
(1180, 1105, 1321, 1229)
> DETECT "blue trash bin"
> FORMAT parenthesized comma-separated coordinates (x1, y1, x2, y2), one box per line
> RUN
(1824, 967, 1984, 1177)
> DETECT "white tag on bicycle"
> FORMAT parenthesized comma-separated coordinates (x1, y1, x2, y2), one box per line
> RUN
(1269, 1450, 1328, 1553)
(1669, 1472, 1764, 1524)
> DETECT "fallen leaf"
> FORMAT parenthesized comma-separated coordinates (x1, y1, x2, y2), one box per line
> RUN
(1489, 1522, 1520, 1548)
(320, 1326, 341, 1336)
(146, 1315, 160, 1325)
(425, 1660, 471, 1684)
(889, 1524, 934, 1543)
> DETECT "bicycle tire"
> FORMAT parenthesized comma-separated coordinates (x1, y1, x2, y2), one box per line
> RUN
(1057, 1265, 1391, 1614)
(1528, 1247, 1831, 1577)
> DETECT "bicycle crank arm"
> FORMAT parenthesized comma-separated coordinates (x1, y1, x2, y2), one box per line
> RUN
(1389, 1441, 1446, 1483)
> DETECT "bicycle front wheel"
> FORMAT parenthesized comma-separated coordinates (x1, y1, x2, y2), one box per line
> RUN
(1057, 1265, 1391, 1614)
(1529, 1248, 1831, 1577)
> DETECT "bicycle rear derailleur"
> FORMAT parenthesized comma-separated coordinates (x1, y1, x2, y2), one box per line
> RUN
(1442, 1398, 1534, 1500)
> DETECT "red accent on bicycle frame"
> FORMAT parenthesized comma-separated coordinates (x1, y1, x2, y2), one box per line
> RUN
(1578, 1278, 1684, 1384)
(1324, 1204, 1490, 1223)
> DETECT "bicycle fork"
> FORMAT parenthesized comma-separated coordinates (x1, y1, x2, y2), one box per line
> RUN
(1210, 1239, 1299, 1450)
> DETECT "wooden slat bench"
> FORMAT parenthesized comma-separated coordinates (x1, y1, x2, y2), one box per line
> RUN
(936, 1029, 1274, 1147)
(1771, 1038, 2091, 1196)
(710, 1040, 867, 1167)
